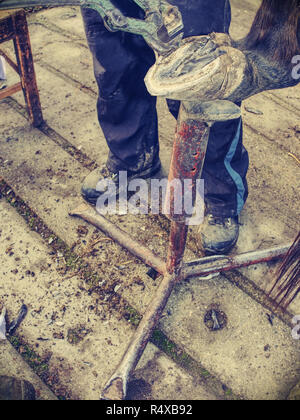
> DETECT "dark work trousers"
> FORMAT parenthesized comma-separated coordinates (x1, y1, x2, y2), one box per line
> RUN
(81, 0, 249, 218)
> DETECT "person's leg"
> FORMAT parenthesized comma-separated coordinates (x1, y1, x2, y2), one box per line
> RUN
(203, 117, 249, 219)
(82, 0, 231, 177)
(167, 101, 249, 253)
(198, 116, 249, 254)
(81, 6, 159, 174)
(81, 6, 162, 204)
(82, 0, 248, 253)
(167, 1, 249, 253)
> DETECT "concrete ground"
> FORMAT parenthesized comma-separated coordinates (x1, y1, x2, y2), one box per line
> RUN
(0, 0, 299, 400)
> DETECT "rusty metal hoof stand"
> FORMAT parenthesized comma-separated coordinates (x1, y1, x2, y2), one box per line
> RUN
(70, 35, 292, 399)
(0, 0, 292, 401)
(71, 98, 291, 401)
(71, 31, 293, 399)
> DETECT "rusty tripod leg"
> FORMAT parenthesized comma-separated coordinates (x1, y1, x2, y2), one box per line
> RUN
(100, 224, 189, 400)
(100, 104, 210, 400)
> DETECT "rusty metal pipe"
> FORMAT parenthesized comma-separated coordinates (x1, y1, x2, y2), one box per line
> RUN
(69, 203, 292, 282)
(70, 206, 292, 280)
(164, 105, 210, 224)
(100, 270, 177, 400)
(166, 221, 188, 274)
(69, 203, 166, 276)
(183, 244, 293, 280)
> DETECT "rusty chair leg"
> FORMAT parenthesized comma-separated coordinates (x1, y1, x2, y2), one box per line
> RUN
(13, 11, 43, 127)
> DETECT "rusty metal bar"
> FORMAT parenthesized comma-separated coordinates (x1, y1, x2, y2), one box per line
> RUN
(166, 221, 188, 274)
(71, 205, 292, 282)
(0, 81, 22, 99)
(12, 11, 44, 127)
(164, 111, 210, 224)
(69, 203, 167, 276)
(164, 106, 210, 276)
(183, 244, 292, 280)
(100, 271, 177, 400)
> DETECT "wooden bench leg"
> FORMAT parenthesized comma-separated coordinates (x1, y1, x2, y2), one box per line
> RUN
(13, 11, 43, 128)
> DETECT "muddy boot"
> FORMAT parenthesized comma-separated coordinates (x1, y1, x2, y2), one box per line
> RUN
(81, 162, 161, 205)
(0, 376, 36, 400)
(198, 214, 239, 255)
